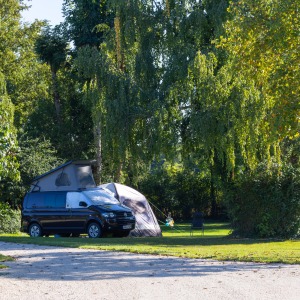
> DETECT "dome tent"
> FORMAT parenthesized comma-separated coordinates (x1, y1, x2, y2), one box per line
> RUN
(100, 183, 162, 237)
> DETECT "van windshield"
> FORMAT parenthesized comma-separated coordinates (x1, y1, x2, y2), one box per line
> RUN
(83, 189, 119, 205)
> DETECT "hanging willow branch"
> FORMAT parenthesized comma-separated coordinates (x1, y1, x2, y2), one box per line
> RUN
(114, 14, 124, 71)
(165, 0, 170, 17)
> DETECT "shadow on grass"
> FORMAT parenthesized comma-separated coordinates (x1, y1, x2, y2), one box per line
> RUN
(0, 234, 286, 248)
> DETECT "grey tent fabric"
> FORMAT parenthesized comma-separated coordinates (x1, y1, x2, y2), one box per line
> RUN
(100, 183, 162, 237)
(30, 160, 96, 192)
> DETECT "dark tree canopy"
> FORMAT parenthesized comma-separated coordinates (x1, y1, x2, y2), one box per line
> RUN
(63, 0, 114, 48)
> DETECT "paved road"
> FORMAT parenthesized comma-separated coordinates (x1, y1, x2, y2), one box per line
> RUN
(0, 242, 299, 300)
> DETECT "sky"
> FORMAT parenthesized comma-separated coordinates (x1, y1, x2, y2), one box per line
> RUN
(22, 0, 64, 26)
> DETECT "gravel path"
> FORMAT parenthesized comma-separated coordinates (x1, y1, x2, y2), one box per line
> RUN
(0, 241, 299, 300)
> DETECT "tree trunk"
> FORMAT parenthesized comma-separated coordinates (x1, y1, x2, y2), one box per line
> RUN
(114, 14, 125, 71)
(93, 121, 102, 185)
(210, 164, 218, 218)
(51, 69, 61, 124)
(114, 162, 123, 182)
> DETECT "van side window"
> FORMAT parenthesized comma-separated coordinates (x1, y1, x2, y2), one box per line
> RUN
(26, 192, 66, 208)
(55, 193, 66, 208)
(66, 192, 89, 208)
(44, 193, 66, 208)
(26, 193, 45, 208)
(44, 194, 54, 208)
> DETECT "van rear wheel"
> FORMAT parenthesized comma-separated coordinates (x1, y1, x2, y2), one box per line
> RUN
(29, 223, 42, 237)
(87, 222, 102, 238)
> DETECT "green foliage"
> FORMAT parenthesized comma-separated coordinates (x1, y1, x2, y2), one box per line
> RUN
(35, 25, 68, 74)
(23, 65, 94, 161)
(0, 0, 49, 127)
(139, 162, 213, 220)
(0, 203, 20, 234)
(0, 137, 63, 207)
(74, 1, 167, 181)
(63, 0, 114, 48)
(0, 89, 19, 182)
(225, 161, 300, 238)
(219, 0, 300, 141)
(18, 137, 63, 186)
(211, 0, 300, 237)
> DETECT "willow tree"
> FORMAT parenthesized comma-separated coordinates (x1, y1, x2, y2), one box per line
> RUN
(75, 0, 232, 189)
(74, 0, 166, 183)
(187, 52, 263, 176)
(106, 0, 167, 180)
(165, 0, 299, 176)
(203, 0, 300, 236)
(153, 1, 231, 216)
(219, 0, 300, 156)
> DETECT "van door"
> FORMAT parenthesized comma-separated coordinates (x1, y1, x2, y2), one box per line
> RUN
(45, 192, 70, 231)
(26, 192, 69, 232)
(65, 192, 92, 231)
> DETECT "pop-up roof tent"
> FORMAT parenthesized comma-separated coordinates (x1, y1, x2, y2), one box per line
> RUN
(30, 160, 97, 192)
(100, 183, 162, 237)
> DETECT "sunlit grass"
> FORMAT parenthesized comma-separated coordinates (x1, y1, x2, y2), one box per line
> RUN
(0, 254, 14, 269)
(0, 222, 299, 264)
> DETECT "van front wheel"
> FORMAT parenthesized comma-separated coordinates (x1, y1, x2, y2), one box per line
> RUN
(29, 223, 42, 237)
(87, 222, 102, 238)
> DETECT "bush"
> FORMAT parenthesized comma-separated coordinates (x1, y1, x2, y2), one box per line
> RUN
(0, 137, 64, 207)
(225, 163, 300, 238)
(0, 203, 21, 234)
(139, 164, 212, 220)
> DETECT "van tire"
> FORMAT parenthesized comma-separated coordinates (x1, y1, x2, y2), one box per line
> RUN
(87, 222, 102, 238)
(29, 223, 42, 237)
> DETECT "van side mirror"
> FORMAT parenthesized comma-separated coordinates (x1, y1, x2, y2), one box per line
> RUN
(79, 201, 87, 207)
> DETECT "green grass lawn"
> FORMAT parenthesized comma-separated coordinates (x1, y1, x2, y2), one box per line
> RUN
(0, 222, 299, 264)
(0, 254, 14, 269)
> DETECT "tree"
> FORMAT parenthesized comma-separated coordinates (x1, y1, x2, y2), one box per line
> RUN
(0, 0, 50, 128)
(219, 0, 300, 142)
(18, 137, 63, 186)
(74, 1, 165, 183)
(210, 0, 300, 235)
(63, 0, 114, 48)
(158, 1, 230, 216)
(0, 0, 25, 183)
(0, 85, 19, 183)
(73, 1, 232, 200)
(35, 25, 69, 123)
(62, 0, 115, 182)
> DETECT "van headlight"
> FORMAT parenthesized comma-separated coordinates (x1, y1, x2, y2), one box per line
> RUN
(102, 212, 116, 218)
